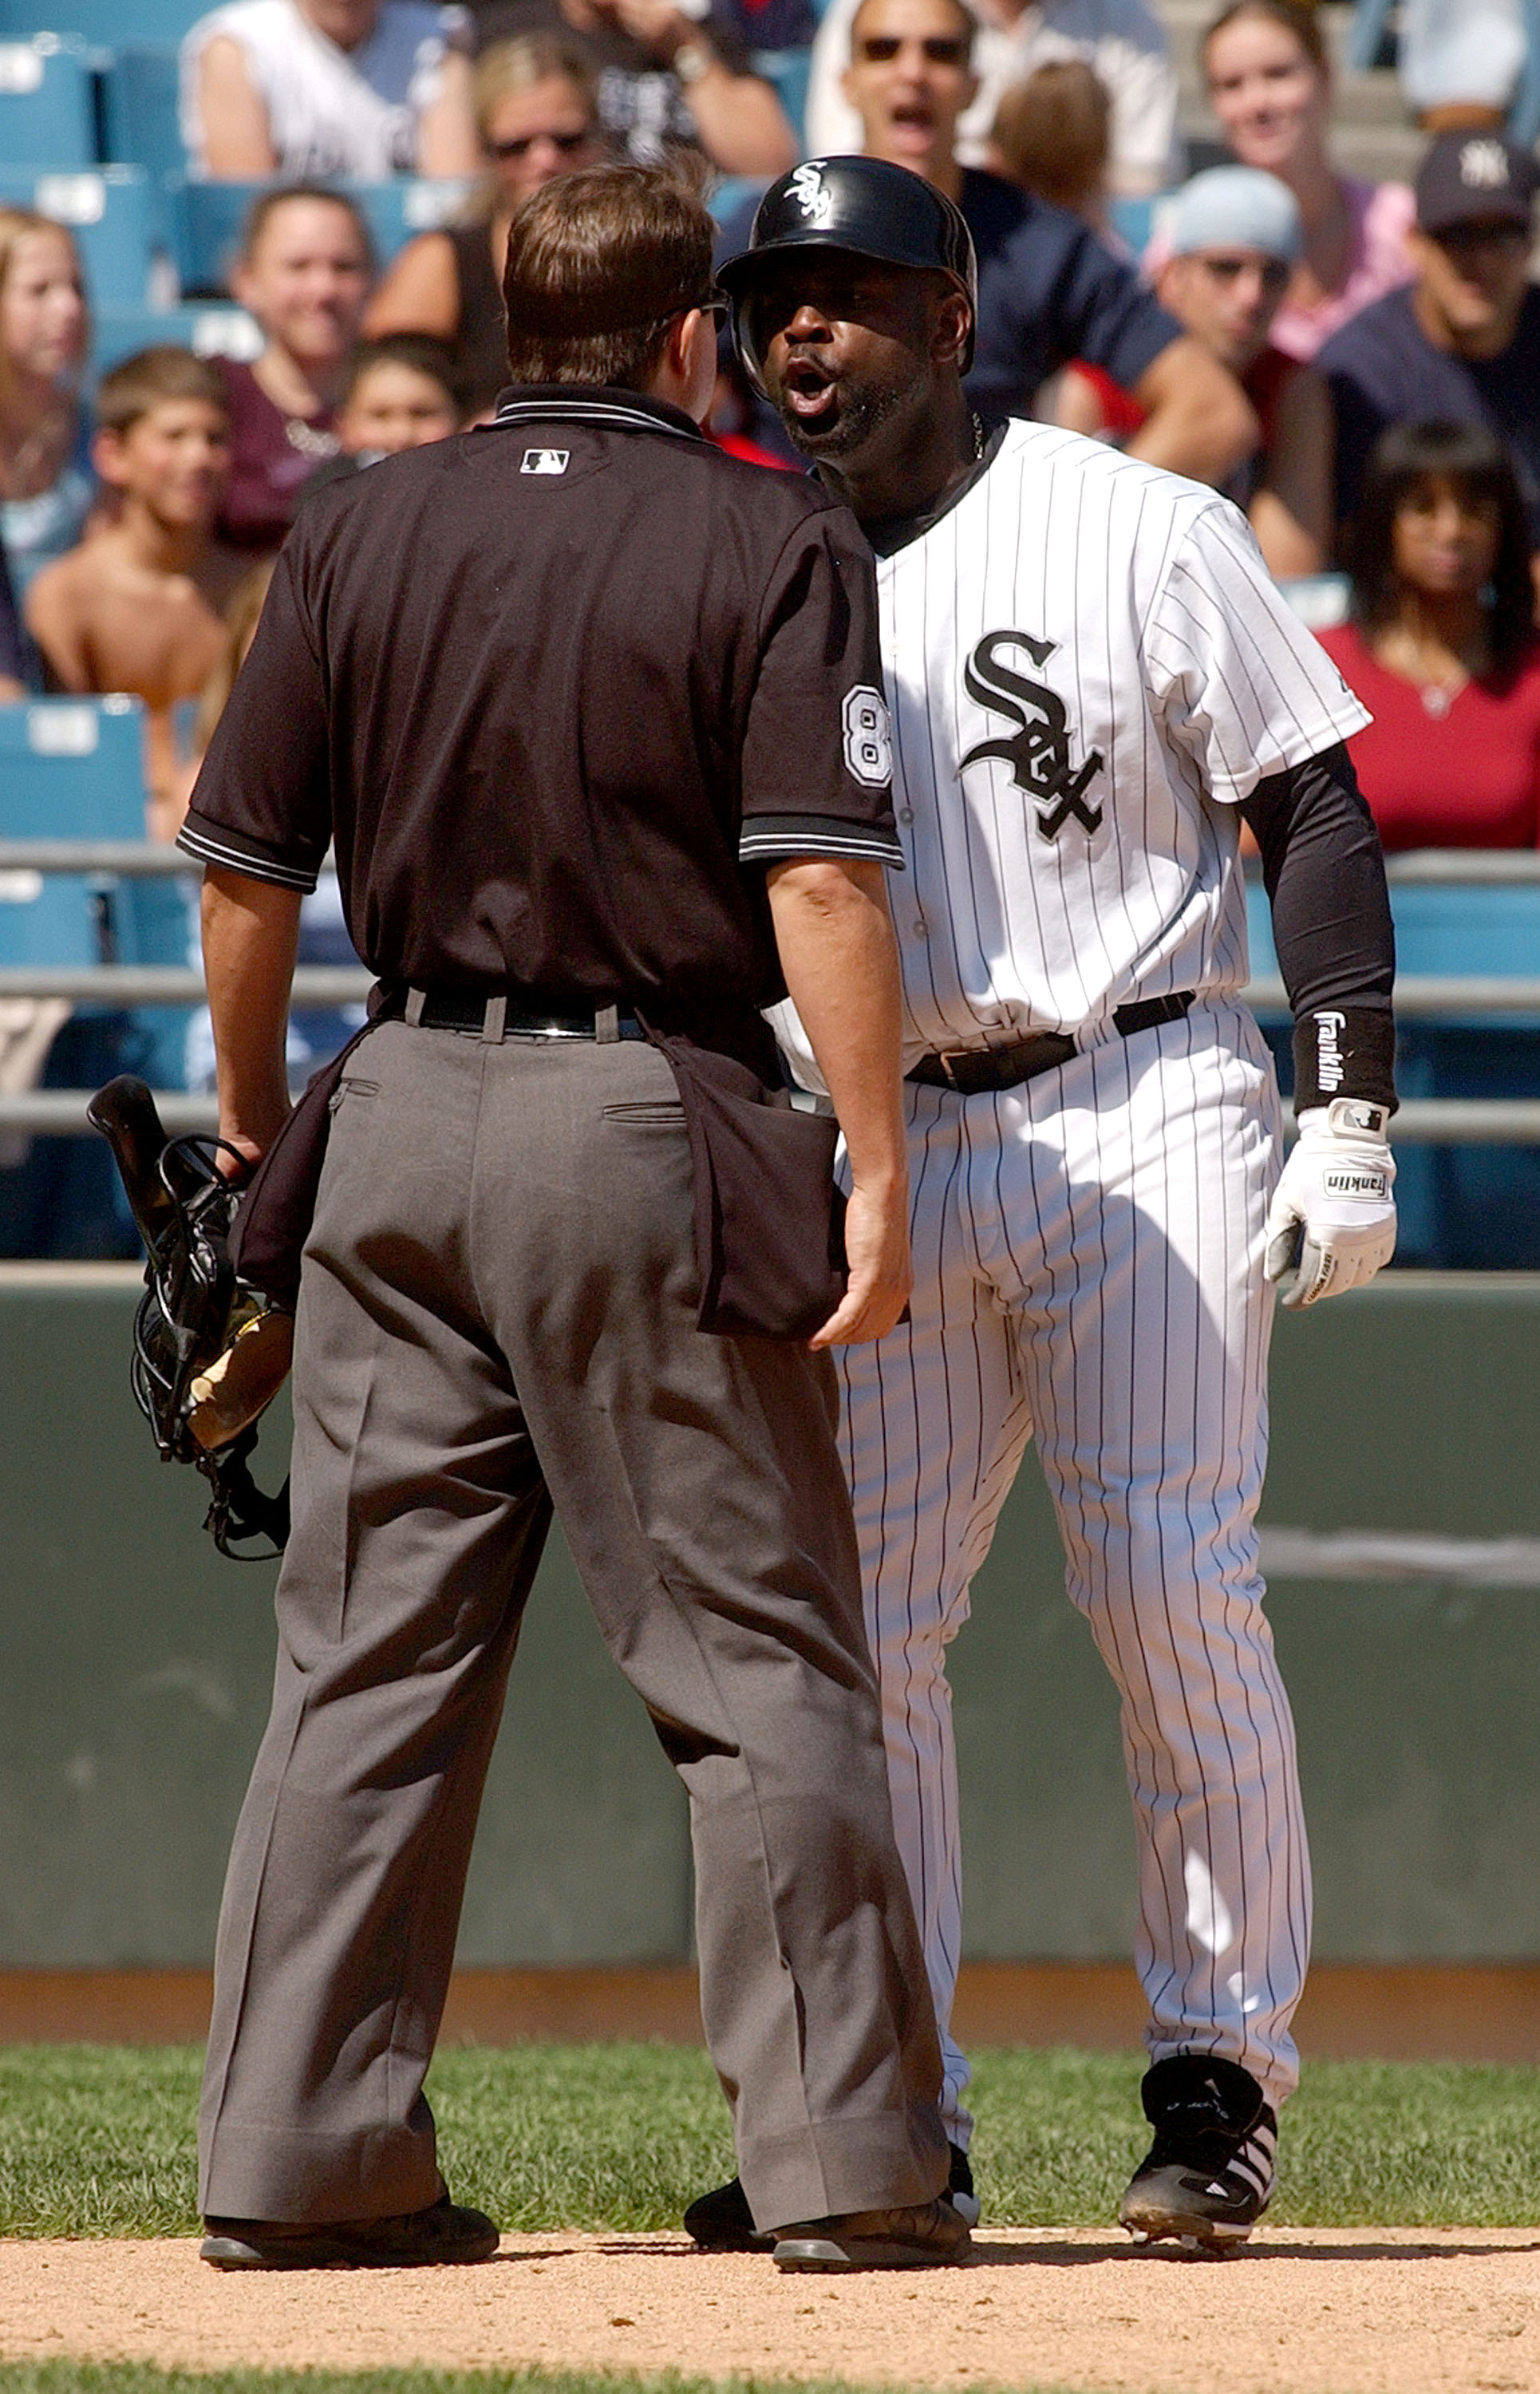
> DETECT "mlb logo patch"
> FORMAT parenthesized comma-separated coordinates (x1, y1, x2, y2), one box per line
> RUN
(521, 448, 570, 475)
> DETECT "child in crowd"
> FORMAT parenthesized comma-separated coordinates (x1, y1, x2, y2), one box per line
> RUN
(334, 332, 463, 454)
(298, 334, 464, 501)
(26, 347, 245, 839)
(987, 58, 1112, 233)
(221, 185, 374, 551)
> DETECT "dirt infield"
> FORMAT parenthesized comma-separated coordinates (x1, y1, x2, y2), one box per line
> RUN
(4, 2230, 1540, 2393)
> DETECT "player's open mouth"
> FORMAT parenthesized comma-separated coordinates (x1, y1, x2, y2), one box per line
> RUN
(782, 358, 839, 423)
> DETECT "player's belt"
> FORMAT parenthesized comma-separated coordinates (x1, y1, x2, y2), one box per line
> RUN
(907, 992, 1195, 1096)
(405, 988, 646, 1042)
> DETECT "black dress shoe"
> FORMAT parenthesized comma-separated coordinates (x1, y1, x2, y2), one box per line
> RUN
(199, 2192, 500, 2270)
(684, 2142, 976, 2252)
(682, 2174, 776, 2254)
(772, 2195, 972, 2273)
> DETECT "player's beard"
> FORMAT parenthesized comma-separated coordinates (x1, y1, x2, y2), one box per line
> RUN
(779, 370, 910, 460)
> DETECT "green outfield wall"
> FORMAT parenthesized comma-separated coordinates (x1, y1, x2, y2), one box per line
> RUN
(2, 1268, 1537, 1969)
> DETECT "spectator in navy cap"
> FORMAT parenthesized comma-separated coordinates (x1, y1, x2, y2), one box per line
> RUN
(1320, 132, 1540, 553)
(1059, 164, 1332, 572)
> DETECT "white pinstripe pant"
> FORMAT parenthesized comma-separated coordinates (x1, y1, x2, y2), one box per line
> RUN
(836, 1001, 1311, 2142)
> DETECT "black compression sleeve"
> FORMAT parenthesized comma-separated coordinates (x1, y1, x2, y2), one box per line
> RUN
(1238, 742, 1397, 1116)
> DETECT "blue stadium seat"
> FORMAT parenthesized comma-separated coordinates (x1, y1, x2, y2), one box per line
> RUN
(751, 48, 810, 148)
(101, 45, 182, 184)
(1107, 194, 1154, 255)
(168, 174, 476, 294)
(710, 176, 764, 233)
(1249, 877, 1540, 1269)
(0, 0, 205, 44)
(92, 302, 259, 373)
(0, 697, 195, 1092)
(0, 32, 95, 165)
(0, 697, 139, 973)
(0, 164, 170, 309)
(0, 696, 145, 840)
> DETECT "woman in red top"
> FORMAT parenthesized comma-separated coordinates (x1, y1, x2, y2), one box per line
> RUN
(1317, 419, 1540, 849)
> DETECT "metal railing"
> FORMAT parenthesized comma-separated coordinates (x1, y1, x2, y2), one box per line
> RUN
(4, 842, 1540, 1140)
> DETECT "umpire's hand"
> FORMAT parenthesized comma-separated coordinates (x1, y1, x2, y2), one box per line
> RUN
(811, 1172, 914, 1348)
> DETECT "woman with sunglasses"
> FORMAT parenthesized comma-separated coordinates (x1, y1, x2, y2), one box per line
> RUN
(365, 34, 606, 413)
(1059, 165, 1332, 573)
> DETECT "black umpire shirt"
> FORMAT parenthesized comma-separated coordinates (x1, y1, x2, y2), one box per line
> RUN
(178, 388, 902, 1030)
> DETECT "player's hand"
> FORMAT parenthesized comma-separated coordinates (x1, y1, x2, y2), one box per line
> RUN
(1264, 1099, 1396, 1310)
(810, 1175, 912, 1349)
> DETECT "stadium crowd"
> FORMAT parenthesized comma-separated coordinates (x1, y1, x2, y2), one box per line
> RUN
(3, 0, 1540, 1253)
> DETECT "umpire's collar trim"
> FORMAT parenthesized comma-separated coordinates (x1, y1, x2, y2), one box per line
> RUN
(492, 385, 705, 442)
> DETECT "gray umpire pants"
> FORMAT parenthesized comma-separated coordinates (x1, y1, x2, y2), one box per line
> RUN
(198, 1017, 947, 2234)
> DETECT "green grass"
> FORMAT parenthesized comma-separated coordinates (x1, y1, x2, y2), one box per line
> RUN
(0, 2372, 1083, 2394)
(1, 2041, 1538, 2238)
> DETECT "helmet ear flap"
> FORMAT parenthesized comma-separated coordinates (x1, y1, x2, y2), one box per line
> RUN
(729, 286, 772, 402)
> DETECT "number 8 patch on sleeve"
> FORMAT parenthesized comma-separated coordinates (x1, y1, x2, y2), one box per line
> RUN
(843, 686, 894, 787)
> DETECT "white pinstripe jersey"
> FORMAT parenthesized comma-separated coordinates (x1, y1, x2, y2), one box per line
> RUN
(772, 420, 1370, 1083)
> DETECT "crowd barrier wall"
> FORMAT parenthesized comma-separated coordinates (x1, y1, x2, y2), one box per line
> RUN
(2, 1268, 1538, 1971)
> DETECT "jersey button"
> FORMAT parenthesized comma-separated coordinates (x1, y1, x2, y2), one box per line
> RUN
(912, 918, 928, 938)
(898, 807, 914, 824)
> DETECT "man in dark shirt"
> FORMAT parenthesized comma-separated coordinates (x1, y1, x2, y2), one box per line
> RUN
(471, 0, 798, 175)
(1321, 131, 1540, 545)
(835, 0, 1254, 483)
(180, 162, 965, 2278)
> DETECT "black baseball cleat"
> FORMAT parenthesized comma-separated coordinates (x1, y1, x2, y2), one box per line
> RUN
(1118, 2054, 1277, 2253)
(199, 2191, 500, 2269)
(684, 2141, 977, 2252)
(772, 2195, 972, 2273)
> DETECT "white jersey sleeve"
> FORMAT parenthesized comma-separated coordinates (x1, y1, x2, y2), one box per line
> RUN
(1143, 499, 1372, 805)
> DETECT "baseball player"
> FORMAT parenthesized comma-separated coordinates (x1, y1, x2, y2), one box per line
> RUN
(686, 156, 1399, 2254)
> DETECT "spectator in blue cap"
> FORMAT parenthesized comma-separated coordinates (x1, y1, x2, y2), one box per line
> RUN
(1059, 165, 1332, 573)
(1320, 131, 1540, 553)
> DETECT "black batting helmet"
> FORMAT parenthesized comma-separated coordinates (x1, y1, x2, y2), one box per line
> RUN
(718, 156, 977, 394)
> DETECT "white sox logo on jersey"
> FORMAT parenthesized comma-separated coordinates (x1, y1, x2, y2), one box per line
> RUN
(958, 630, 1105, 839)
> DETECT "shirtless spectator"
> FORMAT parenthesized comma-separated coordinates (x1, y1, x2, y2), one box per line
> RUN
(219, 186, 373, 552)
(181, 0, 479, 180)
(469, 0, 796, 176)
(827, 0, 1252, 480)
(1060, 166, 1333, 573)
(25, 349, 245, 839)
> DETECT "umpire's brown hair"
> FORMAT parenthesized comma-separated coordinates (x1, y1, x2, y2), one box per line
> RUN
(502, 160, 716, 392)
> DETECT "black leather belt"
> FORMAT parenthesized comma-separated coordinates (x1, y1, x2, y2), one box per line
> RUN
(405, 987, 645, 1042)
(907, 992, 1195, 1095)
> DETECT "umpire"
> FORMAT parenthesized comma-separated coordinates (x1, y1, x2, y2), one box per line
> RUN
(176, 161, 965, 2277)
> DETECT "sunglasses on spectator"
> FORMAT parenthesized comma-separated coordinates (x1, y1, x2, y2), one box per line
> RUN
(1194, 253, 1293, 291)
(855, 34, 969, 62)
(487, 128, 594, 159)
